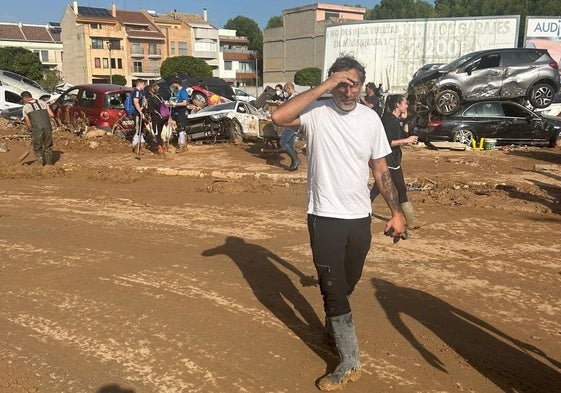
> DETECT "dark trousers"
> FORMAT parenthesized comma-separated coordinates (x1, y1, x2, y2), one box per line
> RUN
(134, 113, 143, 136)
(370, 166, 408, 203)
(151, 119, 165, 146)
(307, 214, 372, 317)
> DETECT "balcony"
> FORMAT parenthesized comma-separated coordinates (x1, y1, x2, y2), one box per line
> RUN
(130, 49, 144, 58)
(148, 48, 162, 59)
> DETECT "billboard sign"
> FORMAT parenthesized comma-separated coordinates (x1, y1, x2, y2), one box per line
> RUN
(525, 17, 561, 67)
(324, 16, 519, 93)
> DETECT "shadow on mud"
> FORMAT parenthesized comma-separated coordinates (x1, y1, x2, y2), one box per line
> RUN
(96, 384, 135, 393)
(202, 236, 335, 366)
(372, 278, 561, 392)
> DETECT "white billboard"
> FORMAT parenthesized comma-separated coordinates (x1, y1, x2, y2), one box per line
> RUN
(324, 16, 520, 93)
(525, 17, 561, 66)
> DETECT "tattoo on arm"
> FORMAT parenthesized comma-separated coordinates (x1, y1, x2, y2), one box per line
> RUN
(379, 168, 402, 213)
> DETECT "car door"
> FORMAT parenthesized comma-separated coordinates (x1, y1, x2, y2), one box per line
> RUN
(76, 89, 98, 126)
(462, 102, 505, 139)
(234, 102, 260, 137)
(499, 102, 547, 143)
(53, 87, 80, 125)
(460, 53, 503, 100)
(500, 50, 541, 99)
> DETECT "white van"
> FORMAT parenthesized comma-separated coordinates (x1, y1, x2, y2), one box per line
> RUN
(0, 70, 51, 100)
(0, 84, 23, 116)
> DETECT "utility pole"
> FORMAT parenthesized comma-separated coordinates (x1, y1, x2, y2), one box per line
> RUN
(107, 41, 113, 84)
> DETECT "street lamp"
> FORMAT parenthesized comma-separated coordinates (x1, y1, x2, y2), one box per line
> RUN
(254, 52, 259, 98)
(107, 41, 113, 84)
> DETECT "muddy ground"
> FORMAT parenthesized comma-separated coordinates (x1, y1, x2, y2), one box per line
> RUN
(0, 121, 560, 393)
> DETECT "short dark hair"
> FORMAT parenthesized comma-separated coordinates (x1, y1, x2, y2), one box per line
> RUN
(20, 91, 32, 99)
(172, 77, 182, 85)
(327, 56, 366, 85)
(365, 82, 376, 90)
(135, 78, 146, 86)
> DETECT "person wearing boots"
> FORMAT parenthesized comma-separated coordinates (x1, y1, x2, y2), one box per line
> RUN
(21, 91, 54, 165)
(272, 56, 406, 391)
(279, 82, 301, 171)
(370, 94, 422, 228)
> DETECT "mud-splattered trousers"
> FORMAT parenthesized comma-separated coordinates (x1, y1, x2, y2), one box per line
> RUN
(307, 214, 372, 317)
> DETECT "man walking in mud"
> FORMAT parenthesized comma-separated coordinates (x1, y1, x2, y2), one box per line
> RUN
(272, 55, 405, 391)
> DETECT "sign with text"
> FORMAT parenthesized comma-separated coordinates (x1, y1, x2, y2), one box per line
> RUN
(525, 17, 561, 70)
(324, 16, 519, 93)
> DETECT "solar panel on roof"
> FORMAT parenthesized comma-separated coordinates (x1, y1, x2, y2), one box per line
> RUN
(78, 6, 112, 18)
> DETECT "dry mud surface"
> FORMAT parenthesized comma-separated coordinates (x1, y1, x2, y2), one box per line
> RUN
(0, 123, 560, 393)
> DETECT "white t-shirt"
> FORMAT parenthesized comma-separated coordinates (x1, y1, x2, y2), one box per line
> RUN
(300, 99, 391, 219)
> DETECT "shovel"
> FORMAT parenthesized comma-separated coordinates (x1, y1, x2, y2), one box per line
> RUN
(18, 142, 34, 165)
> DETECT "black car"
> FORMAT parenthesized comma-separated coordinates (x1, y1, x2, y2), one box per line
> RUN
(417, 101, 561, 147)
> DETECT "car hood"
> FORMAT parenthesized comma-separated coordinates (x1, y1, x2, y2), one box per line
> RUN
(408, 68, 446, 89)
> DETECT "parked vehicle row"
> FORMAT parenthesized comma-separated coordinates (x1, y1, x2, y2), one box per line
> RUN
(48, 83, 271, 143)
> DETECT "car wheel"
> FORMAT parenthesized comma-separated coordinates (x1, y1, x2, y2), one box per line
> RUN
(228, 119, 243, 144)
(435, 90, 460, 116)
(191, 92, 207, 108)
(529, 83, 555, 108)
(452, 129, 474, 145)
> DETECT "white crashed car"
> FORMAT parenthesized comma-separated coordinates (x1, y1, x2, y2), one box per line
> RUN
(233, 87, 257, 103)
(185, 101, 267, 143)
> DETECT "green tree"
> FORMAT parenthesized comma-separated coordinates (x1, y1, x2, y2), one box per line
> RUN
(370, 0, 435, 19)
(224, 16, 263, 57)
(266, 16, 283, 29)
(0, 47, 43, 81)
(160, 56, 212, 78)
(294, 67, 322, 87)
(41, 69, 63, 92)
(111, 74, 127, 86)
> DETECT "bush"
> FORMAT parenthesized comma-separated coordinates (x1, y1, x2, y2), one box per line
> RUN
(294, 67, 321, 87)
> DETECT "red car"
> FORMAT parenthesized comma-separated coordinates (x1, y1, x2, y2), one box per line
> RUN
(50, 84, 134, 133)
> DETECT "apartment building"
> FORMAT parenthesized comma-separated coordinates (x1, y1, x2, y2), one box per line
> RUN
(114, 10, 165, 83)
(263, 3, 365, 83)
(0, 22, 63, 72)
(172, 10, 220, 76)
(61, 1, 164, 85)
(219, 29, 257, 86)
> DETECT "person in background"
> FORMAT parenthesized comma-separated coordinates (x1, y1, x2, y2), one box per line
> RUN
(272, 55, 405, 391)
(170, 77, 190, 149)
(21, 91, 54, 165)
(147, 83, 166, 154)
(359, 82, 381, 116)
(272, 84, 286, 102)
(279, 82, 301, 171)
(370, 94, 422, 228)
(131, 78, 146, 150)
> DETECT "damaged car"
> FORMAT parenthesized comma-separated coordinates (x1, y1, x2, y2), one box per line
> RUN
(408, 48, 561, 116)
(417, 100, 561, 147)
(185, 101, 265, 143)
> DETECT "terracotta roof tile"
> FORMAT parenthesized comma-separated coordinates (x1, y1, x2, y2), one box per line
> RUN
(169, 12, 208, 25)
(21, 26, 52, 42)
(0, 24, 25, 41)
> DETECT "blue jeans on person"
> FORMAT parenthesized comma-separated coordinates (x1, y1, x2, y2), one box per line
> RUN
(280, 128, 297, 151)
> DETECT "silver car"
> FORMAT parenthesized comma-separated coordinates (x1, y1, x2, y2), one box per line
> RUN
(408, 48, 561, 116)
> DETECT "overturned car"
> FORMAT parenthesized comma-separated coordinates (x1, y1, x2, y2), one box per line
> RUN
(407, 48, 561, 116)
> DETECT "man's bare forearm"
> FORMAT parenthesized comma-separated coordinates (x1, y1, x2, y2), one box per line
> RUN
(377, 168, 402, 214)
(371, 158, 402, 214)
